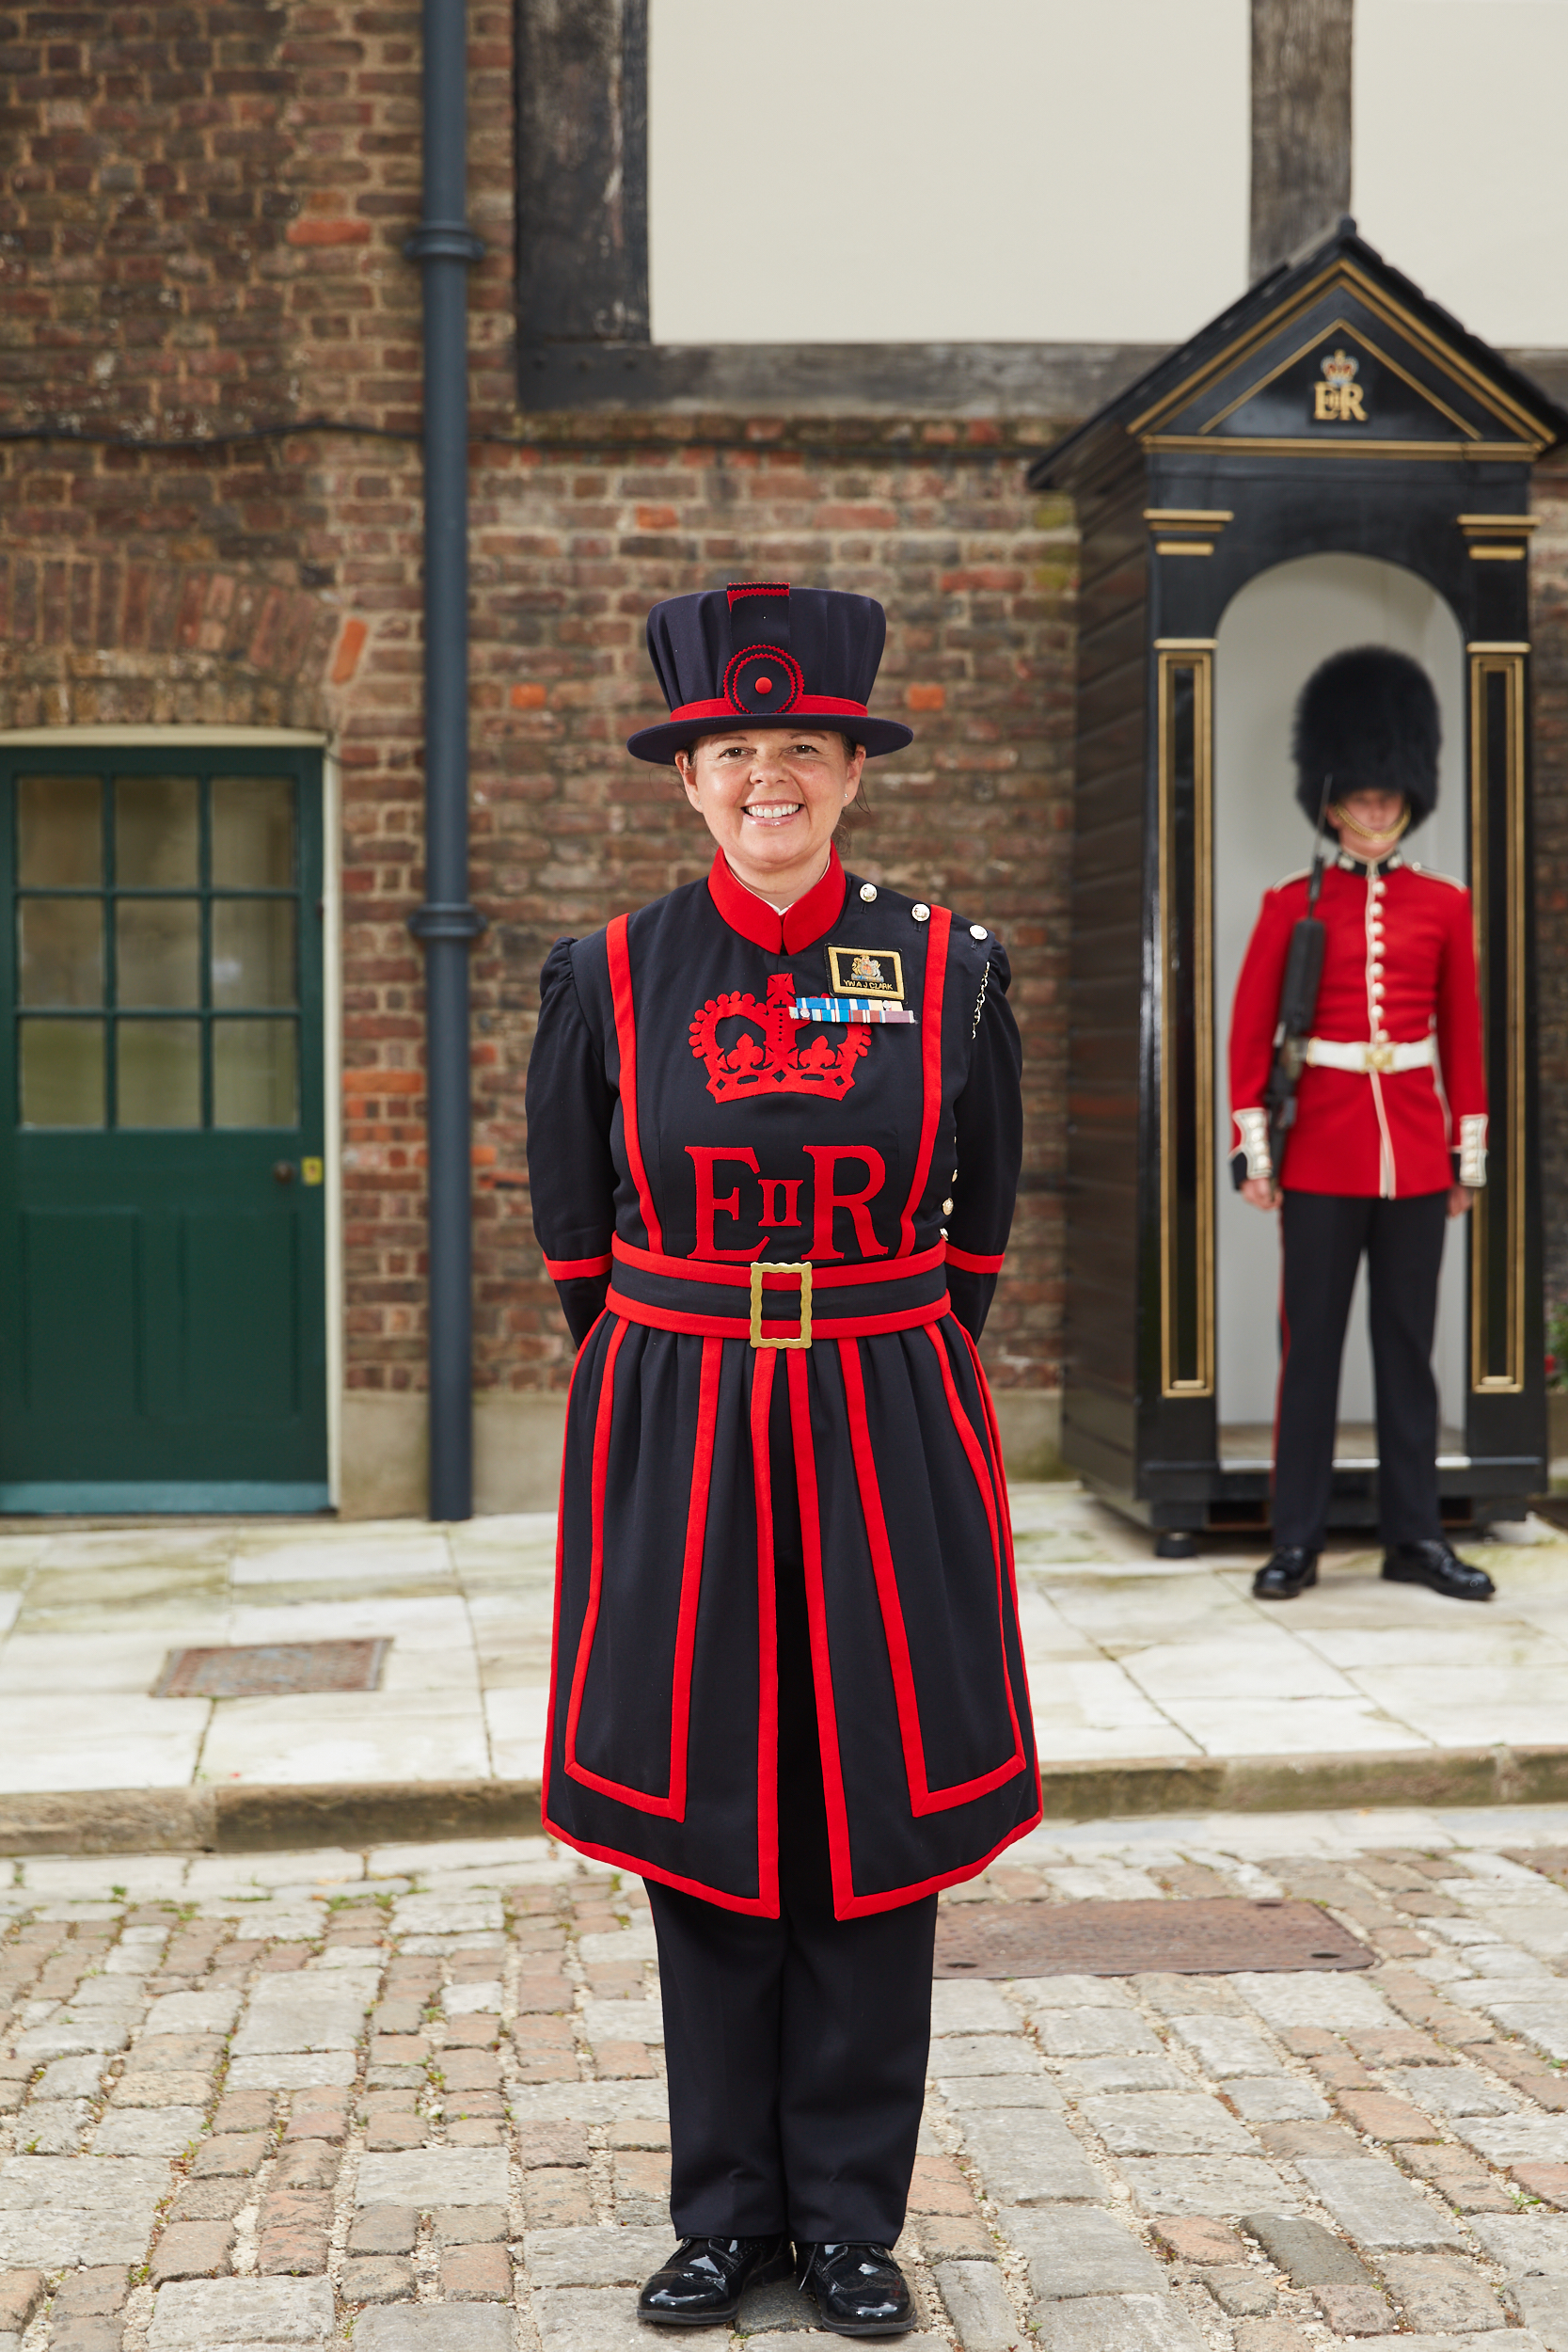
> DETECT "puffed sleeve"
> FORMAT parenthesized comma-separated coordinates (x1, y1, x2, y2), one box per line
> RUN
(526, 938, 617, 1348)
(945, 941, 1022, 1342)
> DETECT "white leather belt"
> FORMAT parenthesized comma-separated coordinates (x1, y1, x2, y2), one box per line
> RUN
(1305, 1035, 1436, 1074)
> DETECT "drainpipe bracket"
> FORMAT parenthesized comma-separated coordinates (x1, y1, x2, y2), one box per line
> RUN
(404, 222, 486, 264)
(408, 901, 488, 942)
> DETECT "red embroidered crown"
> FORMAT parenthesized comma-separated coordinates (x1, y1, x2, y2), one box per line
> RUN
(689, 974, 868, 1103)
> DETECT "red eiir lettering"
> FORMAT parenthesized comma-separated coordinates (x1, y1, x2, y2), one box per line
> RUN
(758, 1178, 803, 1230)
(686, 1146, 765, 1262)
(803, 1146, 888, 1261)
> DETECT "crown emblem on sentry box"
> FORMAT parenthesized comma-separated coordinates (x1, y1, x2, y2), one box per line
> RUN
(689, 974, 869, 1103)
(1320, 347, 1359, 385)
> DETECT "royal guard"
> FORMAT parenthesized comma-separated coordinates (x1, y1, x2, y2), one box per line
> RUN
(1228, 646, 1495, 1603)
(527, 581, 1038, 2331)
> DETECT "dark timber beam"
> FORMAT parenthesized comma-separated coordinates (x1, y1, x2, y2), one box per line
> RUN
(1250, 0, 1354, 279)
(515, 0, 648, 345)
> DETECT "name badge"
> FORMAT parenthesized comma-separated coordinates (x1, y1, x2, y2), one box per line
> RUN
(826, 945, 905, 1001)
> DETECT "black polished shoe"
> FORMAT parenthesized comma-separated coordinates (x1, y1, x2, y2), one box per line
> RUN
(1252, 1547, 1319, 1599)
(639, 2236, 793, 2326)
(796, 2243, 915, 2337)
(1382, 1540, 1496, 1602)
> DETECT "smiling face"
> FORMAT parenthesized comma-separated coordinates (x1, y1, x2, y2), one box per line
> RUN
(676, 726, 866, 906)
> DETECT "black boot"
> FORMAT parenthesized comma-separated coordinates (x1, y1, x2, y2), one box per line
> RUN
(639, 2236, 793, 2326)
(1382, 1540, 1495, 1602)
(796, 2244, 915, 2337)
(1252, 1547, 1319, 1599)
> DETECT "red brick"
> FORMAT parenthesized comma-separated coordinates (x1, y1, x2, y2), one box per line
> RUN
(1511, 2162, 1568, 2206)
(1336, 2090, 1441, 2141)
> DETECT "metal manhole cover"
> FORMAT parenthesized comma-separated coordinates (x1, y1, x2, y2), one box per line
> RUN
(152, 1640, 389, 1699)
(935, 1898, 1370, 1977)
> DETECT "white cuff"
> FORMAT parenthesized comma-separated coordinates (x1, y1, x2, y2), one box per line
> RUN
(1234, 1108, 1273, 1182)
(1458, 1113, 1487, 1189)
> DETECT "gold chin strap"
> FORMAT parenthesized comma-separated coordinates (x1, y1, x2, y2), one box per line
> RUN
(1329, 801, 1412, 856)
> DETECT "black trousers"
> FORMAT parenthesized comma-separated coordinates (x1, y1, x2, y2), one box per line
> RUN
(1273, 1188, 1449, 1552)
(646, 1396, 937, 2247)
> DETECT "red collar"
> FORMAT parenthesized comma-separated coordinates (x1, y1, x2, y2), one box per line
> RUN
(706, 846, 847, 953)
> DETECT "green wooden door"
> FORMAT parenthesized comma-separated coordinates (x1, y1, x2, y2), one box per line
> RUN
(0, 749, 328, 1511)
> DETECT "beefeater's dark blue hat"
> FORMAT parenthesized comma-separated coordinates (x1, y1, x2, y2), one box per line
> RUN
(626, 580, 915, 765)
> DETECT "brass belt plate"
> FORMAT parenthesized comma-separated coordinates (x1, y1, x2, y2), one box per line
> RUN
(750, 1261, 812, 1349)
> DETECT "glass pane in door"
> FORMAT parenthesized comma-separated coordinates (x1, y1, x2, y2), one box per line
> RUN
(212, 900, 296, 1007)
(118, 1020, 201, 1126)
(17, 777, 102, 885)
(214, 1019, 297, 1126)
(213, 777, 294, 886)
(118, 901, 201, 1007)
(117, 777, 198, 886)
(18, 900, 103, 1006)
(19, 1020, 105, 1126)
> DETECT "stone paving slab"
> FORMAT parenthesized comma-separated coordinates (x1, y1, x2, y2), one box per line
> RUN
(5, 1806, 1568, 2343)
(3, 1488, 1568, 1821)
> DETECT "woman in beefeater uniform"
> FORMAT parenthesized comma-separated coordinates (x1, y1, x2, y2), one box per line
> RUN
(1228, 645, 1494, 1605)
(526, 582, 1039, 2334)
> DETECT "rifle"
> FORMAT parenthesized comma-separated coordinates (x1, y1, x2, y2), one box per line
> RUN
(1253, 773, 1334, 1192)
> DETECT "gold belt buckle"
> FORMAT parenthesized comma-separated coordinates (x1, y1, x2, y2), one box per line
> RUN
(750, 1261, 813, 1350)
(1364, 1041, 1396, 1073)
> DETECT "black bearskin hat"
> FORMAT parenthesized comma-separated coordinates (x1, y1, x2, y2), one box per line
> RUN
(1292, 645, 1440, 828)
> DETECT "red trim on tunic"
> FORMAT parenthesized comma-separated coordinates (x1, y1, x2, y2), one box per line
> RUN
(612, 1233, 946, 1287)
(899, 903, 951, 1255)
(705, 846, 847, 954)
(604, 1288, 950, 1342)
(537, 1823, 781, 1917)
(840, 1337, 1025, 1816)
(830, 1813, 1046, 1918)
(751, 1347, 781, 1917)
(949, 1316, 1035, 1765)
(562, 1327, 720, 1820)
(787, 1346, 861, 1921)
(924, 1323, 1027, 1777)
(540, 1311, 602, 1836)
(544, 1251, 613, 1279)
(945, 1243, 1005, 1275)
(606, 913, 663, 1254)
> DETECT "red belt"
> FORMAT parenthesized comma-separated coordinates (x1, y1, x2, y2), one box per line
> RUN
(605, 1236, 950, 1348)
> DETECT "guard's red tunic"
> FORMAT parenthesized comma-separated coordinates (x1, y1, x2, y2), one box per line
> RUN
(526, 847, 1040, 1919)
(1228, 854, 1487, 1197)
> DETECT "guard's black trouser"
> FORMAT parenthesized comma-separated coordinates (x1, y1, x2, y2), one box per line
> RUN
(1272, 1187, 1449, 1553)
(645, 1397, 937, 2247)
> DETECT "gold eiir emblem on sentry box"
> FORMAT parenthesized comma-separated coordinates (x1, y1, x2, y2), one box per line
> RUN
(826, 946, 905, 1000)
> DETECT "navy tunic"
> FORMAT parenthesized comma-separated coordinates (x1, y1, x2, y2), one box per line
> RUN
(526, 846, 1040, 1918)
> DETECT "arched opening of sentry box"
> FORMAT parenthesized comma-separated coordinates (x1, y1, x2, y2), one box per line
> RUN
(1212, 553, 1468, 1480)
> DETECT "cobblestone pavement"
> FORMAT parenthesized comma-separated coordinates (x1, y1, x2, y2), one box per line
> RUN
(3, 1811, 1568, 2349)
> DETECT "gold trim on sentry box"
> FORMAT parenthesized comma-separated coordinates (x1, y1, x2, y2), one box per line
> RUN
(1144, 437, 1534, 463)
(1156, 647, 1215, 1399)
(1468, 649, 1528, 1393)
(1196, 315, 1481, 443)
(1127, 260, 1554, 450)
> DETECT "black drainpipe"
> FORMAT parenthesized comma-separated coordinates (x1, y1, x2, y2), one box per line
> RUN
(406, 0, 485, 1521)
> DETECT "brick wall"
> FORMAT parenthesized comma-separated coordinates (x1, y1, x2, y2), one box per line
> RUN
(6, 1, 1565, 1422)
(0, 3, 1072, 1409)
